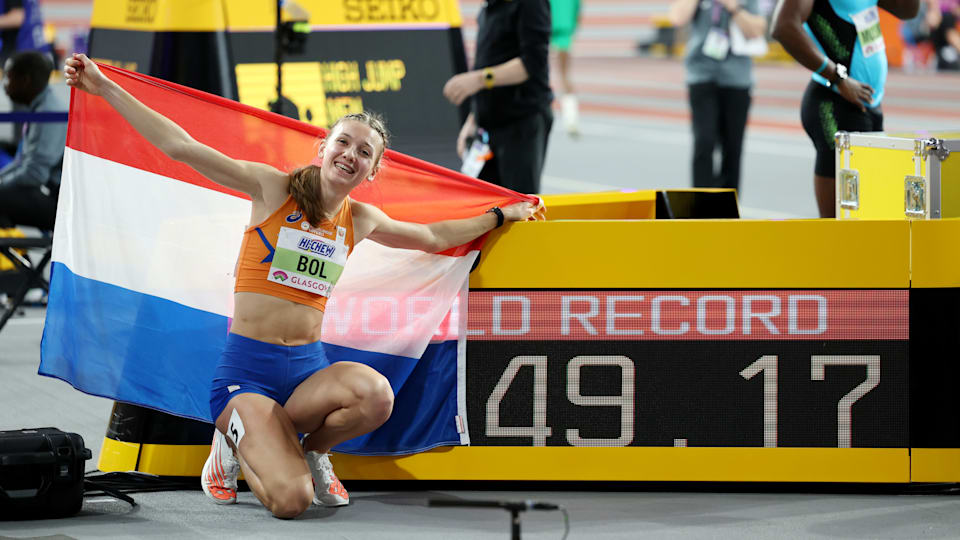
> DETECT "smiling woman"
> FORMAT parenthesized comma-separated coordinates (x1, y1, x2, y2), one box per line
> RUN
(63, 52, 545, 519)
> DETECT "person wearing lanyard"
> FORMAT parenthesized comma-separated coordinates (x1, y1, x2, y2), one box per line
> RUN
(772, 0, 918, 217)
(670, 0, 767, 193)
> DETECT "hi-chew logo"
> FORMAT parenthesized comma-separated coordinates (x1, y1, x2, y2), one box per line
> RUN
(272, 271, 289, 282)
(286, 210, 303, 223)
(297, 237, 337, 257)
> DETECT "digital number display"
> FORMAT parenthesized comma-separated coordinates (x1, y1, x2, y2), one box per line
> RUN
(465, 290, 909, 448)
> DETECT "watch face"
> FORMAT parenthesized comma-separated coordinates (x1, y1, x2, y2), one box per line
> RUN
(837, 64, 848, 79)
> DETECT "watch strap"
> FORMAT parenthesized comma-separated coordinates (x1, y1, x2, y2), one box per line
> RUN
(486, 206, 504, 228)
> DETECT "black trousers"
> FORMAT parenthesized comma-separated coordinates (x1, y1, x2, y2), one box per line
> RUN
(479, 109, 553, 194)
(688, 82, 752, 191)
(0, 184, 58, 231)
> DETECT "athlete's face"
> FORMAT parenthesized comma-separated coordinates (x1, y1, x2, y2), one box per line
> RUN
(318, 120, 383, 190)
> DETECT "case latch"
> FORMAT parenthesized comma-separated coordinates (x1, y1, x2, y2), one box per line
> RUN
(904, 175, 926, 218)
(838, 169, 859, 210)
(925, 138, 951, 162)
(835, 131, 851, 152)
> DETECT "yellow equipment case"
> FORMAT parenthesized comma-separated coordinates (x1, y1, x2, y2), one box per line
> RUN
(835, 131, 960, 219)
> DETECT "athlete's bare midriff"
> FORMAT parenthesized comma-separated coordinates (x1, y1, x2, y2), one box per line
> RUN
(229, 291, 325, 346)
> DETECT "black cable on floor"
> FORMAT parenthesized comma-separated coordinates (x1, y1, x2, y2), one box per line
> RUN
(83, 471, 198, 495)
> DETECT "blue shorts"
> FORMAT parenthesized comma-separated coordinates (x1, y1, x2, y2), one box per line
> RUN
(209, 333, 331, 423)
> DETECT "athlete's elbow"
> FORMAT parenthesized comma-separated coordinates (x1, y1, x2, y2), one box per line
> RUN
(422, 237, 447, 254)
(770, 23, 786, 43)
(160, 138, 190, 161)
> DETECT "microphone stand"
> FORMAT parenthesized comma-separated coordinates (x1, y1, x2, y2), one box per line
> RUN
(428, 498, 560, 540)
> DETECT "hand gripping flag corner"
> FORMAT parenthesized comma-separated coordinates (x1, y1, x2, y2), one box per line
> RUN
(38, 63, 534, 455)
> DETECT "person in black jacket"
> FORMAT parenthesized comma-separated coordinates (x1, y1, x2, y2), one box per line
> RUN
(443, 0, 553, 194)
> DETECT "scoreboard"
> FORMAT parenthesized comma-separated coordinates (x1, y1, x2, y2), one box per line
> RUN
(466, 289, 909, 449)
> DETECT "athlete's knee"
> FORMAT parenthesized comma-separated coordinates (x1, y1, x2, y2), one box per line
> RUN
(347, 368, 394, 424)
(366, 375, 394, 425)
(267, 483, 313, 519)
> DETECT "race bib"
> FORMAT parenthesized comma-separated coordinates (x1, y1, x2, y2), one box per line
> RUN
(850, 5, 885, 58)
(702, 27, 730, 60)
(267, 227, 348, 297)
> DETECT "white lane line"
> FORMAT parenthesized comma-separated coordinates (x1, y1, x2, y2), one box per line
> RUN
(5, 317, 45, 325)
(574, 122, 814, 159)
(542, 175, 622, 193)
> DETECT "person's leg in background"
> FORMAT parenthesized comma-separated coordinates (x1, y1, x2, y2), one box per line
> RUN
(482, 110, 553, 194)
(550, 0, 581, 135)
(688, 81, 722, 188)
(0, 183, 57, 230)
(716, 85, 752, 191)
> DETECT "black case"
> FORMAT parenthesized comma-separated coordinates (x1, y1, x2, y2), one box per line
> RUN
(0, 427, 92, 519)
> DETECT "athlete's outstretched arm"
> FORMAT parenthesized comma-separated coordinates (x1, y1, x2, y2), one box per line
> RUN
(351, 200, 545, 253)
(63, 53, 284, 200)
(877, 0, 919, 19)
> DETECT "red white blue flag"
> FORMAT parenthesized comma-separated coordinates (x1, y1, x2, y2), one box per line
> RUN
(38, 64, 533, 455)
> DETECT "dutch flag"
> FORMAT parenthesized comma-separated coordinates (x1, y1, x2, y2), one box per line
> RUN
(38, 64, 532, 455)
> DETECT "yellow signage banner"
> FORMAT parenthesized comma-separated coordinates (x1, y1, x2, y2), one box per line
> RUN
(225, 0, 463, 30)
(91, 0, 228, 32)
(92, 0, 461, 32)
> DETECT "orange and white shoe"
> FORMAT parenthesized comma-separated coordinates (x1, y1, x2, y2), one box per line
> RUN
(200, 429, 239, 505)
(306, 451, 349, 506)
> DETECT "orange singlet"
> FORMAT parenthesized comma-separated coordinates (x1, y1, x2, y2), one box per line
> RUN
(234, 195, 355, 312)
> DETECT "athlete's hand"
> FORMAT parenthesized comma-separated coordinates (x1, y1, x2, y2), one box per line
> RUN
(456, 114, 477, 159)
(502, 200, 546, 223)
(64, 53, 108, 96)
(717, 0, 741, 13)
(836, 77, 874, 112)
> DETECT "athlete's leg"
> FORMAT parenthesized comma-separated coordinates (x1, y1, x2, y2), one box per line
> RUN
(215, 392, 314, 519)
(556, 49, 580, 135)
(814, 174, 836, 218)
(800, 81, 838, 218)
(557, 49, 574, 96)
(284, 361, 394, 452)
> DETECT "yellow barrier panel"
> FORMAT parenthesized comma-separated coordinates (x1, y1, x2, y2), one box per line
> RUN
(911, 219, 960, 287)
(224, 0, 463, 30)
(911, 449, 960, 482)
(471, 219, 909, 289)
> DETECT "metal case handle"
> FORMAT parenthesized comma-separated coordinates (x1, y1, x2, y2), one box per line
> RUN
(904, 175, 926, 218)
(838, 169, 859, 210)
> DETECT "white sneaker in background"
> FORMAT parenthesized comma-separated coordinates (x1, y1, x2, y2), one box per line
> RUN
(305, 451, 349, 507)
(561, 94, 580, 136)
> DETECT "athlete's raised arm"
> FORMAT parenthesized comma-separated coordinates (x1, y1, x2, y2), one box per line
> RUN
(63, 53, 286, 201)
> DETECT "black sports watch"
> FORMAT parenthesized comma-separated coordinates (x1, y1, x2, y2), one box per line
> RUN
(486, 206, 504, 228)
(831, 63, 848, 85)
